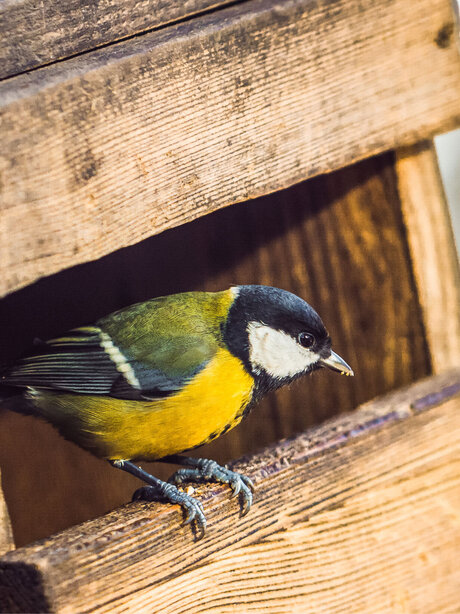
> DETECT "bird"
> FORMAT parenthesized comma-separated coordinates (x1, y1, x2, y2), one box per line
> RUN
(0, 285, 353, 538)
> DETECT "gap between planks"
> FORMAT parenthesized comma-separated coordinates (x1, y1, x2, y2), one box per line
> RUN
(0, 0, 240, 80)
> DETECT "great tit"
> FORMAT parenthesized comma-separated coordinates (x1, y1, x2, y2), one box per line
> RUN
(1, 285, 353, 537)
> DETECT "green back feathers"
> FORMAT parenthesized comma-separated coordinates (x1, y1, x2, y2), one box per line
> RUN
(98, 290, 235, 377)
(2, 289, 237, 402)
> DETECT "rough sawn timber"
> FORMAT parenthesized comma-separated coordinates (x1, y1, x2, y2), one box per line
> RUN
(0, 370, 459, 614)
(396, 141, 460, 373)
(0, 469, 13, 557)
(0, 0, 235, 80)
(1, 0, 460, 297)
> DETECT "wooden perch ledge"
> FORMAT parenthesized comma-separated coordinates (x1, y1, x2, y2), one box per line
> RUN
(0, 370, 459, 613)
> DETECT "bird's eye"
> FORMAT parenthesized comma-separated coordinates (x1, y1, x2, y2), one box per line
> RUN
(298, 332, 315, 348)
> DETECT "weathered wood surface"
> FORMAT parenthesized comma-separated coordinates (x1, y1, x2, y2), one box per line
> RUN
(0, 470, 13, 557)
(0, 0, 235, 80)
(0, 152, 432, 547)
(396, 141, 460, 373)
(1, 0, 460, 297)
(0, 370, 458, 614)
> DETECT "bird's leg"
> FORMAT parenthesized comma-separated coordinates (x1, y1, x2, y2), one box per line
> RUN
(159, 455, 255, 516)
(108, 460, 206, 538)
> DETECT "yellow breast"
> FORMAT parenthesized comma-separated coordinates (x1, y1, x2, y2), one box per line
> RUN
(32, 348, 254, 461)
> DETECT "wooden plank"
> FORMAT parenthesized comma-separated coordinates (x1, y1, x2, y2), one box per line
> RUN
(1, 0, 460, 297)
(0, 0, 235, 80)
(396, 141, 460, 373)
(0, 152, 432, 547)
(0, 469, 14, 557)
(0, 370, 458, 614)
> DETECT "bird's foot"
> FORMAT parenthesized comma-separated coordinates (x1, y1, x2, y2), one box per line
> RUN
(168, 459, 255, 516)
(133, 482, 206, 539)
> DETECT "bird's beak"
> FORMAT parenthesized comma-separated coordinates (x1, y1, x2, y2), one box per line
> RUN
(319, 350, 354, 376)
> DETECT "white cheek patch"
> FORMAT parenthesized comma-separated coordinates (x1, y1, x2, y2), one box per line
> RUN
(247, 322, 319, 379)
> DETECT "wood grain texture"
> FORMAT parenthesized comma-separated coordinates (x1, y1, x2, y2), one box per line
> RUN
(1, 0, 460, 297)
(0, 152, 432, 547)
(396, 141, 460, 372)
(0, 0, 235, 80)
(0, 469, 14, 557)
(0, 370, 459, 614)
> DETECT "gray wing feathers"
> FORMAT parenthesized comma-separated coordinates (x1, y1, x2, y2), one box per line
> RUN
(1, 326, 203, 401)
(2, 327, 123, 395)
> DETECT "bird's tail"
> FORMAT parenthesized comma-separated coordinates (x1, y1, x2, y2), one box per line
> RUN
(0, 364, 35, 415)
(0, 388, 35, 415)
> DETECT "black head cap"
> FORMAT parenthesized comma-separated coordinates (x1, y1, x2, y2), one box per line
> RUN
(223, 285, 332, 391)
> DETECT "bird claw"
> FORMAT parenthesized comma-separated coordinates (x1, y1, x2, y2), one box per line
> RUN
(181, 500, 206, 540)
(230, 480, 241, 498)
(242, 475, 255, 493)
(240, 490, 252, 516)
(168, 461, 255, 517)
(132, 485, 207, 540)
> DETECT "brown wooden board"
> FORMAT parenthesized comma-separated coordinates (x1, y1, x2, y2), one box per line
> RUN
(1, 0, 460, 297)
(0, 370, 459, 614)
(0, 0, 236, 80)
(0, 470, 14, 557)
(396, 141, 460, 372)
(0, 152, 432, 547)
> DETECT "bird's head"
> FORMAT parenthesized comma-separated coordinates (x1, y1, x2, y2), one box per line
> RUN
(223, 285, 353, 393)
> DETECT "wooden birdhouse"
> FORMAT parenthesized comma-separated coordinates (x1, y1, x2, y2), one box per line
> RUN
(0, 0, 459, 611)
